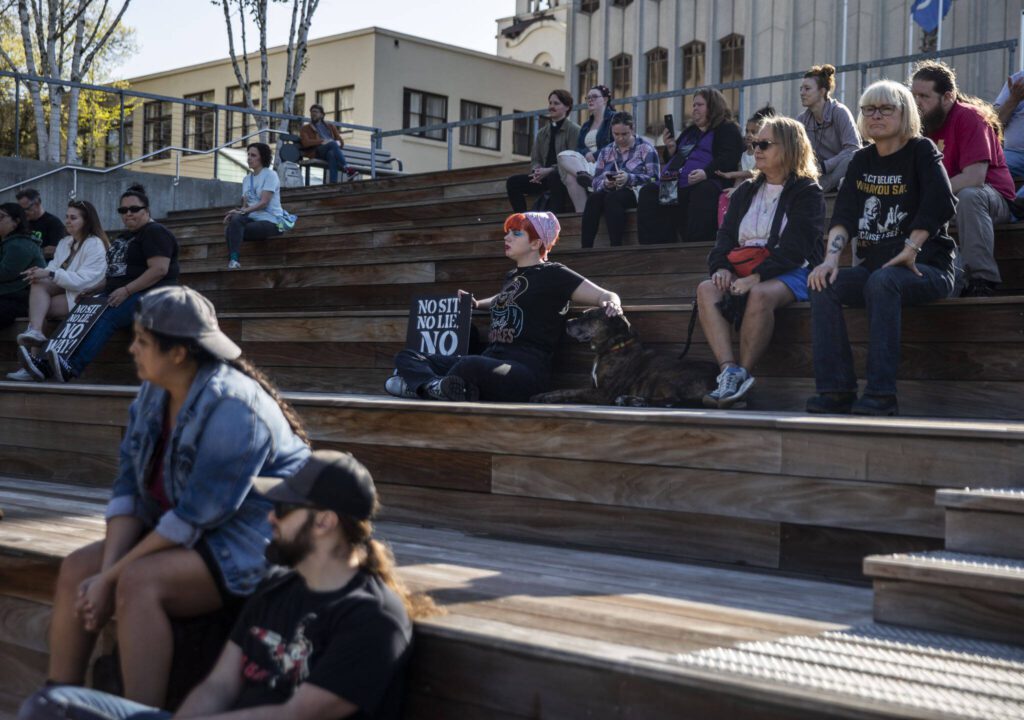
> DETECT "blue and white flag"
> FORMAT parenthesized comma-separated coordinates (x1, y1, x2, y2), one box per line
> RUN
(910, 0, 953, 33)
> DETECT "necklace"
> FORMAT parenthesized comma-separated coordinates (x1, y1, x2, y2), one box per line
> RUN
(752, 184, 782, 239)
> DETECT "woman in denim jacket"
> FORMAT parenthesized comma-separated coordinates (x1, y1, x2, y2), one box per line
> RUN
(45, 286, 310, 708)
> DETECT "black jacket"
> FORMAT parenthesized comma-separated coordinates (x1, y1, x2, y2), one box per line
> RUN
(576, 107, 616, 156)
(708, 174, 825, 280)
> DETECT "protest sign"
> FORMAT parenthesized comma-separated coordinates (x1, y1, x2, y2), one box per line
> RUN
(405, 294, 473, 356)
(44, 296, 108, 357)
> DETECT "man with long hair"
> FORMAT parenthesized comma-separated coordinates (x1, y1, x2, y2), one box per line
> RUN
(911, 60, 1014, 297)
(20, 451, 425, 720)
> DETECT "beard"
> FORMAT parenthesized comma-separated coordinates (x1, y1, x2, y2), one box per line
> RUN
(265, 513, 316, 567)
(920, 104, 949, 136)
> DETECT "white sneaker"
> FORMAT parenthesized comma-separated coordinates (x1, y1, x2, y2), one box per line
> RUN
(16, 327, 47, 347)
(6, 368, 33, 381)
(384, 374, 419, 399)
(228, 259, 241, 269)
(703, 366, 755, 409)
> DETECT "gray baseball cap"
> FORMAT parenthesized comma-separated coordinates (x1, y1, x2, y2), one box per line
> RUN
(253, 450, 377, 521)
(135, 286, 241, 361)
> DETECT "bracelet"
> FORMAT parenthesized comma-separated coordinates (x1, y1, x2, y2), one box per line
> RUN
(904, 239, 921, 254)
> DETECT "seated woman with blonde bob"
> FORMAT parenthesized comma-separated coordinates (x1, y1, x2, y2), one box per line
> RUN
(12, 200, 108, 375)
(697, 116, 825, 408)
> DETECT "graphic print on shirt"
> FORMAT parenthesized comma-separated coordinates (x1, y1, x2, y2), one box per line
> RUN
(854, 171, 909, 248)
(242, 612, 318, 690)
(106, 237, 130, 277)
(489, 275, 529, 344)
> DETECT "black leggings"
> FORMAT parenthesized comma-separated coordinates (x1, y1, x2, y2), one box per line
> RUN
(224, 215, 281, 256)
(394, 345, 550, 402)
(637, 180, 722, 244)
(581, 187, 637, 247)
(506, 172, 568, 214)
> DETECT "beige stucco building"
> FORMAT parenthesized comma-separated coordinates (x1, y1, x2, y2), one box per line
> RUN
(120, 26, 563, 179)
(497, 0, 570, 70)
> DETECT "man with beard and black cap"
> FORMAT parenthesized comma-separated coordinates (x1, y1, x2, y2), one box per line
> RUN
(911, 60, 1015, 298)
(19, 451, 424, 720)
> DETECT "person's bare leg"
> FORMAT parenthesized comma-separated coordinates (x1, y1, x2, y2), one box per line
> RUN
(27, 281, 62, 333)
(48, 294, 69, 323)
(557, 153, 590, 213)
(696, 280, 735, 368)
(48, 541, 104, 684)
(115, 548, 223, 707)
(738, 279, 796, 371)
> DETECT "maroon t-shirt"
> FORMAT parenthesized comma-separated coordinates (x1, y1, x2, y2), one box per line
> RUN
(927, 101, 1015, 200)
(147, 421, 173, 513)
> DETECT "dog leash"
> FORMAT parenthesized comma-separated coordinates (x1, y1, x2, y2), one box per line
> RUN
(678, 297, 698, 361)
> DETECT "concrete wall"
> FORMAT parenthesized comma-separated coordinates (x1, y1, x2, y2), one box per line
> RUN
(0, 157, 240, 229)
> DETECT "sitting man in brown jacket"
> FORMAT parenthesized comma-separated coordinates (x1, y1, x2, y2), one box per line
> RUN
(299, 104, 356, 184)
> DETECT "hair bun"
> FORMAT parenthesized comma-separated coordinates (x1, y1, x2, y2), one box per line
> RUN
(126, 183, 147, 194)
(821, 64, 836, 78)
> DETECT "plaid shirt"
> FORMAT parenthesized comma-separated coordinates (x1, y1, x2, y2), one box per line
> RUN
(593, 136, 660, 192)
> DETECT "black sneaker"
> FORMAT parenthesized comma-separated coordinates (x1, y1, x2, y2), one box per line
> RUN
(575, 171, 593, 189)
(851, 394, 899, 417)
(960, 279, 997, 298)
(805, 392, 856, 414)
(424, 375, 479, 402)
(47, 348, 76, 383)
(18, 345, 52, 382)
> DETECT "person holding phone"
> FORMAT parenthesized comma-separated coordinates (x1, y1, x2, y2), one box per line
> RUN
(556, 84, 617, 212)
(580, 111, 660, 248)
(637, 87, 744, 244)
(506, 89, 581, 214)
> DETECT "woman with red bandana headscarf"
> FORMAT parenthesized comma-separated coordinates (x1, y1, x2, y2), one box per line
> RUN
(385, 211, 622, 402)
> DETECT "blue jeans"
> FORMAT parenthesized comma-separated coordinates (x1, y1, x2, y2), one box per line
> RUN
(1004, 148, 1024, 180)
(66, 292, 141, 377)
(810, 264, 952, 396)
(314, 142, 347, 183)
(19, 686, 170, 720)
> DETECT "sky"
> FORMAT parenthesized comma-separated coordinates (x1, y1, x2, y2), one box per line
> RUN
(112, 0, 518, 79)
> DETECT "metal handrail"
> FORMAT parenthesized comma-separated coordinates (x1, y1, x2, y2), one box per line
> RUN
(0, 128, 315, 197)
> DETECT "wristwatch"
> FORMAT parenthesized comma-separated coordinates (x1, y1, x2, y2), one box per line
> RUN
(48, 270, 55, 279)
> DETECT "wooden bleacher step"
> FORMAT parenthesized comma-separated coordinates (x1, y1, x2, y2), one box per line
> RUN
(864, 550, 1024, 645)
(670, 624, 1024, 719)
(937, 488, 1024, 559)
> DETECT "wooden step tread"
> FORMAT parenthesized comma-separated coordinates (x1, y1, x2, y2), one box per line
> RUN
(865, 551, 1024, 594)
(937, 488, 1024, 513)
(671, 624, 1024, 719)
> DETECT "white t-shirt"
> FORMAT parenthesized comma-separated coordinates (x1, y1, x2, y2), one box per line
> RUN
(737, 183, 785, 247)
(243, 168, 283, 224)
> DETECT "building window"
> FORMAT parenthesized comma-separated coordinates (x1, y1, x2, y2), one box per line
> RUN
(315, 86, 353, 132)
(105, 112, 133, 166)
(682, 40, 706, 121)
(226, 85, 259, 147)
(645, 48, 668, 135)
(612, 0, 632, 6)
(611, 54, 632, 102)
(404, 88, 448, 141)
(719, 33, 744, 113)
(579, 0, 599, 12)
(513, 111, 548, 157)
(460, 100, 501, 151)
(142, 101, 172, 160)
(577, 59, 599, 123)
(183, 91, 215, 151)
(270, 93, 306, 134)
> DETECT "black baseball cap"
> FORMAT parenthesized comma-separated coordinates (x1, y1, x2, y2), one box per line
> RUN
(253, 450, 377, 521)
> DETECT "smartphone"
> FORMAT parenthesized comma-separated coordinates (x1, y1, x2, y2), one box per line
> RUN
(664, 114, 675, 137)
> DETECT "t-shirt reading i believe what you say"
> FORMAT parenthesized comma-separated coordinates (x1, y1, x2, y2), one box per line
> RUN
(830, 137, 956, 273)
(487, 262, 584, 356)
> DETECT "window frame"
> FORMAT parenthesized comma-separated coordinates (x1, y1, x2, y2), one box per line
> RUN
(142, 100, 173, 161)
(269, 93, 306, 135)
(314, 86, 354, 134)
(403, 88, 449, 142)
(681, 40, 706, 122)
(183, 90, 215, 152)
(459, 99, 502, 151)
(644, 47, 669, 135)
(611, 53, 633, 104)
(719, 33, 745, 114)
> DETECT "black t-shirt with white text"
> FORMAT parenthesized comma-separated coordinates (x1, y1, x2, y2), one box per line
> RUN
(831, 137, 956, 273)
(487, 262, 585, 356)
(230, 570, 413, 719)
(28, 212, 66, 251)
(104, 221, 179, 292)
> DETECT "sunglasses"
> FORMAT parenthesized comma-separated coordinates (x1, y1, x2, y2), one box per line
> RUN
(748, 140, 777, 151)
(117, 205, 147, 215)
(272, 501, 308, 519)
(860, 105, 898, 117)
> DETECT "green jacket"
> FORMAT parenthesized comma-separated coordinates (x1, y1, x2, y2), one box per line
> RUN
(0, 231, 45, 297)
(531, 118, 581, 169)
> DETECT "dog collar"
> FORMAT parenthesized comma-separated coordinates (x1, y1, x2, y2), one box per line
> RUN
(606, 338, 636, 353)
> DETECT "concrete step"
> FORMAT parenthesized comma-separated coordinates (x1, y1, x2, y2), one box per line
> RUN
(937, 488, 1024, 559)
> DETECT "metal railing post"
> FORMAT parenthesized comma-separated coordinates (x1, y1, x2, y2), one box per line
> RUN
(447, 130, 453, 170)
(213, 112, 220, 179)
(370, 132, 377, 179)
(118, 91, 126, 164)
(13, 77, 20, 158)
(737, 86, 745, 129)
(70, 169, 77, 199)
(860, 66, 868, 100)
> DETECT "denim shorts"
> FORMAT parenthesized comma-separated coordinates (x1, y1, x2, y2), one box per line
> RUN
(774, 266, 810, 302)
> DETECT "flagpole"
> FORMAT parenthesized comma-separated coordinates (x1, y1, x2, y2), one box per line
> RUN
(936, 0, 943, 52)
(840, 0, 848, 103)
(907, 1, 915, 78)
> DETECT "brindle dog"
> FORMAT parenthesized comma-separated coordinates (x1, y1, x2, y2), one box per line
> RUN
(532, 308, 717, 407)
